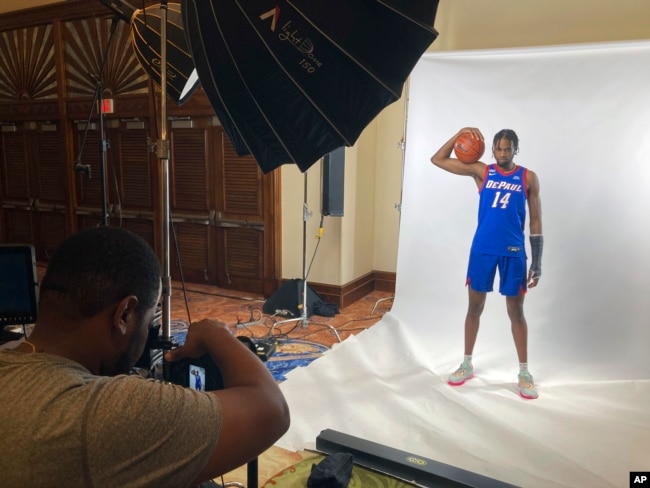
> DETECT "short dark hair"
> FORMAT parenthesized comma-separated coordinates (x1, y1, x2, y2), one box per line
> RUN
(493, 129, 519, 153)
(40, 227, 161, 321)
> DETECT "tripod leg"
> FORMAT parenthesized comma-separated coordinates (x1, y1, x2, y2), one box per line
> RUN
(247, 458, 258, 488)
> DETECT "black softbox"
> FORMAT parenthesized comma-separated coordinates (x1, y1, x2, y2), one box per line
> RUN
(182, 0, 440, 173)
(263, 279, 338, 318)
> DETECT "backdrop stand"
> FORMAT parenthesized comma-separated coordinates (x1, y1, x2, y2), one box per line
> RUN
(372, 79, 410, 315)
(271, 171, 341, 343)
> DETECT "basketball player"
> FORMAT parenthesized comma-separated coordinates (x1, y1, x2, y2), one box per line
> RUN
(430, 127, 543, 399)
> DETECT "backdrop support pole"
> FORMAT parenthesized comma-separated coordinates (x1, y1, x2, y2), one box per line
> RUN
(300, 172, 309, 328)
(373, 79, 411, 315)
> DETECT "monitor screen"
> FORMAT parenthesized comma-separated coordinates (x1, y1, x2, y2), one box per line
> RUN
(0, 244, 39, 327)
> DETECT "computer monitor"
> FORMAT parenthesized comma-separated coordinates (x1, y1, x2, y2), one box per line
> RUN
(0, 244, 39, 341)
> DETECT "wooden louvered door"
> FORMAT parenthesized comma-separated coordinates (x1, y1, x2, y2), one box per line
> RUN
(73, 117, 158, 250)
(30, 123, 68, 260)
(106, 119, 157, 250)
(168, 119, 280, 294)
(168, 118, 216, 285)
(0, 122, 68, 259)
(0, 125, 35, 245)
(0, 8, 281, 296)
(214, 128, 278, 295)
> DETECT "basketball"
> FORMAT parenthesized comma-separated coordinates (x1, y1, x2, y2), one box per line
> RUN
(453, 133, 485, 163)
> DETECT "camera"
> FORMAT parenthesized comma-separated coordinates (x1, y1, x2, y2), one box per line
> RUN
(166, 354, 224, 391)
(165, 336, 260, 391)
(133, 308, 267, 391)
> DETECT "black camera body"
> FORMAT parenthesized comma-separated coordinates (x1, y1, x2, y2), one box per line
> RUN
(133, 308, 267, 391)
(164, 336, 263, 391)
(132, 311, 223, 390)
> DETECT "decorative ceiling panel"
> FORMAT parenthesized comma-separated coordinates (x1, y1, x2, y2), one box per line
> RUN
(0, 24, 57, 100)
(64, 17, 149, 98)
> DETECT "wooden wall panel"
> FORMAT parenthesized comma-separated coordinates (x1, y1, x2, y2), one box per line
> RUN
(1, 128, 30, 200)
(224, 228, 263, 279)
(63, 18, 148, 98)
(221, 139, 263, 218)
(223, 159, 263, 216)
(112, 124, 153, 210)
(33, 125, 66, 204)
(120, 217, 156, 251)
(171, 128, 211, 214)
(0, 25, 57, 100)
(35, 210, 66, 260)
(213, 130, 269, 293)
(1, 208, 33, 243)
(0, 2, 282, 296)
(170, 221, 215, 284)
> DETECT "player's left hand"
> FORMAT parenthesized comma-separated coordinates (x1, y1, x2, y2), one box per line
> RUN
(527, 269, 540, 288)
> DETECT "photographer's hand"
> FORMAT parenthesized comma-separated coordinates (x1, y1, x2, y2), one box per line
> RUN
(164, 317, 290, 483)
(164, 318, 231, 362)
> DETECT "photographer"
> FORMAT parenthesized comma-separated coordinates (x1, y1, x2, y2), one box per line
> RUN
(0, 226, 290, 488)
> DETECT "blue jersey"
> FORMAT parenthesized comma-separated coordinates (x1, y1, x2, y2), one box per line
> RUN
(470, 164, 528, 258)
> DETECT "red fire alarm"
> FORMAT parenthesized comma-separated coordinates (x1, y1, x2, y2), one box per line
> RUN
(100, 99, 114, 114)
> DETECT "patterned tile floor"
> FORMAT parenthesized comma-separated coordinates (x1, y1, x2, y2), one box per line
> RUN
(169, 282, 394, 350)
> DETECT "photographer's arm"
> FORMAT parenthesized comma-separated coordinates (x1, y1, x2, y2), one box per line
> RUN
(165, 319, 290, 482)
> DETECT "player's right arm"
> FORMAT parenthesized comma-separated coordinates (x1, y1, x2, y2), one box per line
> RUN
(431, 127, 487, 187)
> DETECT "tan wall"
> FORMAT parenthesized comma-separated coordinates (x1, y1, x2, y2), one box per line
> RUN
(282, 0, 650, 285)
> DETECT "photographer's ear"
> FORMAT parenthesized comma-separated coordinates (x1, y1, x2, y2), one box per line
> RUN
(113, 295, 139, 335)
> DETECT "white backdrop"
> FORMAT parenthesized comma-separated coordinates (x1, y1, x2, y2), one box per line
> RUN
(277, 42, 650, 488)
(393, 43, 650, 379)
(396, 41, 650, 381)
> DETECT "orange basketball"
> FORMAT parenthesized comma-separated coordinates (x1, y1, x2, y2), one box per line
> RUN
(453, 133, 485, 163)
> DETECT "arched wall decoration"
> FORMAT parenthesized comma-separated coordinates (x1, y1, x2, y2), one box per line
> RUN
(0, 25, 57, 100)
(64, 16, 149, 98)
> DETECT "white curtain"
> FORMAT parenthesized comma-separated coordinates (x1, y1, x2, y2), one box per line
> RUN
(277, 41, 650, 488)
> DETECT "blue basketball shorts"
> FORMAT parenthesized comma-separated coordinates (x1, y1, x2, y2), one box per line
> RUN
(466, 252, 527, 296)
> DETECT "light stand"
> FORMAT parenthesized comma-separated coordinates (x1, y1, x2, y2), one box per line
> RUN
(93, 3, 257, 486)
(97, 75, 109, 227)
(271, 171, 341, 342)
(74, 16, 119, 226)
(152, 4, 257, 488)
(157, 1, 172, 348)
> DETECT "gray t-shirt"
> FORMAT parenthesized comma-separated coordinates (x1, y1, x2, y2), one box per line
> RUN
(0, 350, 223, 488)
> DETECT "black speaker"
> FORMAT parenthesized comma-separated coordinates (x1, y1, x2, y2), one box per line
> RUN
(322, 147, 345, 217)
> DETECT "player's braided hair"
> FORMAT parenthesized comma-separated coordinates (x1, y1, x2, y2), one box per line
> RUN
(493, 129, 519, 154)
